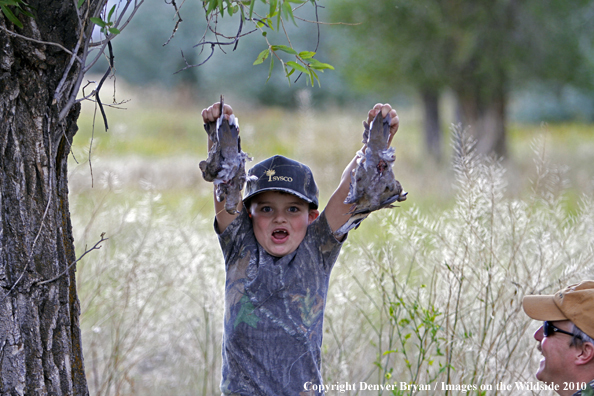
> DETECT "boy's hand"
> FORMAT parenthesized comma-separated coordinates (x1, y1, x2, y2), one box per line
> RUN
(202, 102, 234, 124)
(201, 99, 247, 231)
(366, 103, 399, 147)
(325, 102, 403, 238)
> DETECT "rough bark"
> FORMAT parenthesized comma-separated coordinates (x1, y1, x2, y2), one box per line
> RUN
(421, 89, 442, 162)
(0, 0, 104, 393)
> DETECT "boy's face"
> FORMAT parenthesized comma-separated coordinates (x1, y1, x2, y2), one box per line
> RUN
(248, 191, 319, 257)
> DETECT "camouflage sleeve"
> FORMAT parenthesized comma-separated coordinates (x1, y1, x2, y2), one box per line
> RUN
(309, 210, 346, 272)
(215, 208, 252, 270)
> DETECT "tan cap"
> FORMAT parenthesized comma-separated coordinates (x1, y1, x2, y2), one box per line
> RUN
(523, 280, 594, 339)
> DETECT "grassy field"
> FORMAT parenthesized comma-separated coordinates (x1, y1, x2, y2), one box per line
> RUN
(70, 84, 594, 395)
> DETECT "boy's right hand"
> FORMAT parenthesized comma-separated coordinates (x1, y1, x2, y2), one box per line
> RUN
(201, 102, 234, 124)
(201, 100, 245, 232)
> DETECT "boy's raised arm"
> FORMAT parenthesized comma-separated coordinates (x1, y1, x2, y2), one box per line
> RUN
(324, 103, 400, 237)
(201, 102, 243, 233)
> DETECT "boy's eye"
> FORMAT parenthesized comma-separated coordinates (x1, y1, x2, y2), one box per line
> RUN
(288, 206, 300, 213)
(260, 206, 272, 213)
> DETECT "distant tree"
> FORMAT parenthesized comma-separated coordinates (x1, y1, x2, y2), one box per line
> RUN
(0, 0, 329, 393)
(331, 0, 594, 158)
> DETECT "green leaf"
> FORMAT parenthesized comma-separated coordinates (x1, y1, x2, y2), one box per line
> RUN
(248, 0, 255, 18)
(1, 4, 23, 28)
(307, 58, 334, 70)
(281, 1, 290, 19)
(311, 69, 320, 86)
(286, 60, 308, 74)
(253, 48, 270, 65)
(108, 27, 120, 35)
(266, 56, 274, 83)
(206, 0, 217, 14)
(282, 64, 291, 85)
(19, 3, 34, 18)
(77, 0, 85, 8)
(218, 0, 224, 16)
(90, 17, 106, 28)
(269, 0, 277, 17)
(107, 4, 116, 22)
(267, 16, 275, 30)
(298, 51, 315, 59)
(286, 0, 304, 3)
(281, 1, 296, 26)
(21, 8, 33, 18)
(271, 44, 297, 55)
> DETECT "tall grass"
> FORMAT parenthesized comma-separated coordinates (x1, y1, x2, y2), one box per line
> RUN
(323, 126, 594, 395)
(73, 174, 225, 396)
(71, 90, 594, 394)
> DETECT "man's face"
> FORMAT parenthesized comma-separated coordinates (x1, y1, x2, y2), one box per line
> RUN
(533, 320, 576, 385)
(249, 191, 319, 257)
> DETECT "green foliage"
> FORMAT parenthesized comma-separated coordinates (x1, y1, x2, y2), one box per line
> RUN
(202, 0, 334, 85)
(90, 4, 121, 35)
(330, 0, 594, 95)
(0, 0, 33, 29)
(255, 45, 333, 86)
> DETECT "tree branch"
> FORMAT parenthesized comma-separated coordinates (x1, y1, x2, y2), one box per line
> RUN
(163, 0, 183, 46)
(95, 40, 114, 131)
(36, 234, 108, 286)
(0, 24, 82, 61)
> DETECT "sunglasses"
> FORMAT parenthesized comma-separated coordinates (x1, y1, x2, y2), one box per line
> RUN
(543, 321, 581, 339)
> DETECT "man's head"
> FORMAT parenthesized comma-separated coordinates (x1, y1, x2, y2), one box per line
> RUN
(244, 156, 320, 257)
(523, 281, 594, 392)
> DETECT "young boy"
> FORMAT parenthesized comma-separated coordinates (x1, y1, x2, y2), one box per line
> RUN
(201, 102, 399, 395)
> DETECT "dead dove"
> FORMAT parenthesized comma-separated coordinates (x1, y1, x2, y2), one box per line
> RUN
(335, 110, 407, 235)
(200, 96, 251, 214)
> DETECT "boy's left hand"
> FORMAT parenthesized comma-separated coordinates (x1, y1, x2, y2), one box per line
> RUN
(366, 103, 399, 147)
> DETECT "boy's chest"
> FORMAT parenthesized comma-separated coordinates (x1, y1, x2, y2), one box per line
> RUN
(225, 242, 330, 334)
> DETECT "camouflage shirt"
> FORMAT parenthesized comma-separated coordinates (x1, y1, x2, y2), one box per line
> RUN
(216, 209, 344, 396)
(573, 380, 594, 396)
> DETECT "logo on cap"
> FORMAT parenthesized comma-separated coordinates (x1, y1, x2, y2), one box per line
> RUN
(266, 169, 276, 181)
(265, 168, 293, 182)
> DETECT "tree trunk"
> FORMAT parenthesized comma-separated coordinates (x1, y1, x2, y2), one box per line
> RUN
(0, 1, 101, 393)
(421, 89, 442, 162)
(456, 84, 508, 158)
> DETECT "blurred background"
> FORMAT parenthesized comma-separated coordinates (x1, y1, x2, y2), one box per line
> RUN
(69, 0, 594, 394)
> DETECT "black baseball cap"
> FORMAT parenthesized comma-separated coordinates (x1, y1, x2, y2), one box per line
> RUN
(243, 155, 319, 209)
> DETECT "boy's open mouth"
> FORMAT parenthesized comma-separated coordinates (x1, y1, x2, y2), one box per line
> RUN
(271, 228, 289, 242)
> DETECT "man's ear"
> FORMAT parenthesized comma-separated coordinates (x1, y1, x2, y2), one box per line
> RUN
(576, 341, 594, 366)
(308, 209, 320, 224)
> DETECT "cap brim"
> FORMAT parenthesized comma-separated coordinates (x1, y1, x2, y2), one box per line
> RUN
(522, 295, 567, 321)
(243, 187, 316, 207)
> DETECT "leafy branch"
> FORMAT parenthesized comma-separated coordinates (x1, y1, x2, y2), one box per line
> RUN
(253, 44, 333, 86)
(89, 4, 121, 35)
(173, 0, 334, 85)
(0, 0, 34, 29)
